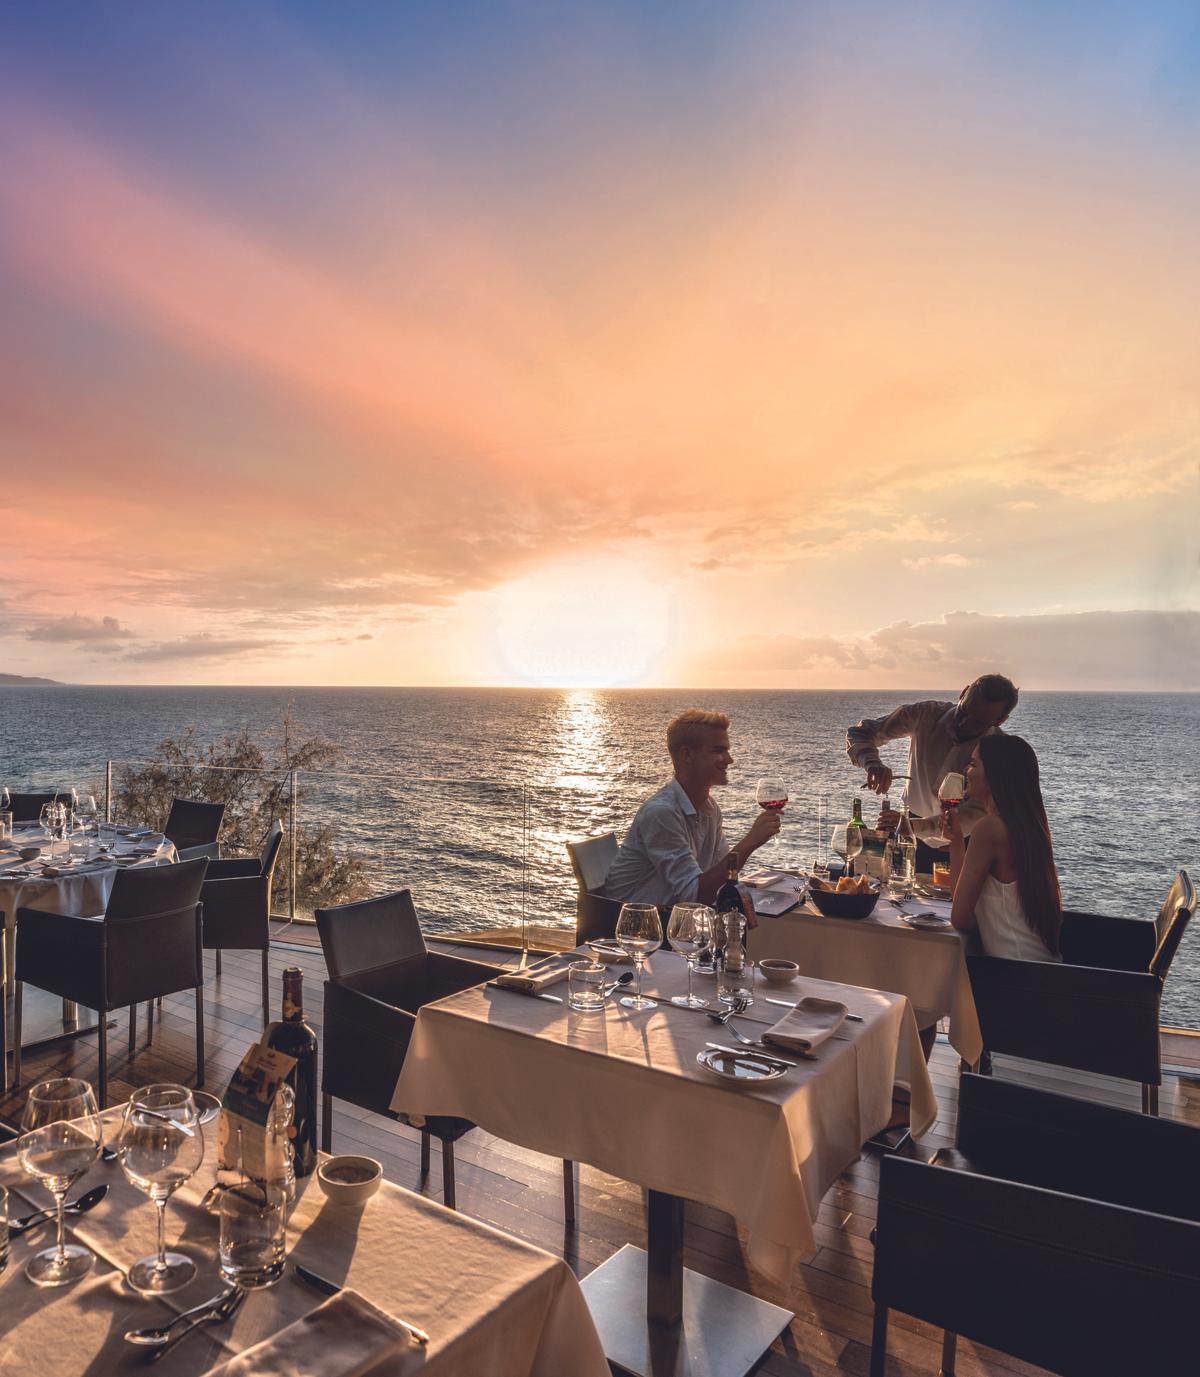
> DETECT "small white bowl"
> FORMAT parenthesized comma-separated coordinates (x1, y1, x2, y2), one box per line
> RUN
(317, 1155, 382, 1205)
(757, 958, 800, 986)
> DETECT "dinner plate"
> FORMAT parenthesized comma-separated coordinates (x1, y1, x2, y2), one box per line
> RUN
(696, 1046, 787, 1083)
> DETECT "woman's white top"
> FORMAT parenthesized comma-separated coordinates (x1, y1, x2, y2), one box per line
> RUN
(974, 873, 1060, 962)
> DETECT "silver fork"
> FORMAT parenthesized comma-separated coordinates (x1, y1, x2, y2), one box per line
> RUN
(721, 1019, 814, 1059)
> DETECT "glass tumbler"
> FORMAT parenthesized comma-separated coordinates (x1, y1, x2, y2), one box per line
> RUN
(567, 959, 606, 1012)
(219, 1182, 286, 1289)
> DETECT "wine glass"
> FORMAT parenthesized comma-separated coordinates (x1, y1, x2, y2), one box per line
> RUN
(1, 785, 10, 811)
(18, 1078, 103, 1286)
(667, 904, 713, 1009)
(615, 903, 662, 1012)
(117, 1084, 205, 1294)
(843, 818, 863, 877)
(77, 795, 99, 857)
(755, 778, 789, 848)
(938, 772, 965, 813)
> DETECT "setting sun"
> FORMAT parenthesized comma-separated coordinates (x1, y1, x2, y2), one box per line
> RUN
(488, 559, 672, 688)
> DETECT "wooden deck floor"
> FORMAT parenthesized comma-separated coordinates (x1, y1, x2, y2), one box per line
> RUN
(3, 940, 1196, 1377)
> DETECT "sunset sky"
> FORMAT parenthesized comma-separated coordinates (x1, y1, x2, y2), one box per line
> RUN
(2, 2, 1197, 690)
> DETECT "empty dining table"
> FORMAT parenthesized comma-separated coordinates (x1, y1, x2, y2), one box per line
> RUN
(391, 947, 936, 1377)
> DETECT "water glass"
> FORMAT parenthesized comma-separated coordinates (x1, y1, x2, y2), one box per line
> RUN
(0, 809, 11, 842)
(219, 1182, 287, 1288)
(568, 959, 606, 1012)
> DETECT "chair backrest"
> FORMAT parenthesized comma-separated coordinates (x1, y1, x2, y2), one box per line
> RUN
(106, 855, 210, 922)
(1150, 870, 1195, 982)
(104, 857, 209, 1006)
(259, 820, 285, 879)
(955, 1072, 1200, 1222)
(315, 889, 426, 984)
(965, 951, 1162, 1085)
(164, 797, 226, 849)
(566, 833, 617, 894)
(873, 1155, 1200, 1376)
(8, 791, 66, 823)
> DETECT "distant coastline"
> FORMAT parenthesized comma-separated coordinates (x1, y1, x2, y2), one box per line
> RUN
(0, 673, 61, 686)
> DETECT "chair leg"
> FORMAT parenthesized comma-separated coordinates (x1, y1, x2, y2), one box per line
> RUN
(13, 981, 23, 1090)
(442, 1138, 456, 1211)
(215, 949, 222, 976)
(940, 1329, 958, 1376)
(146, 999, 155, 1047)
(563, 1159, 576, 1226)
(1142, 1083, 1159, 1116)
(195, 986, 205, 1088)
(869, 1303, 889, 1377)
(98, 1013, 108, 1110)
(261, 951, 270, 1027)
(321, 1093, 333, 1153)
(129, 1004, 137, 1058)
(420, 1128, 431, 1177)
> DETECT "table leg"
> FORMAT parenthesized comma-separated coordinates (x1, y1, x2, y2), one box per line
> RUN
(580, 1189, 792, 1377)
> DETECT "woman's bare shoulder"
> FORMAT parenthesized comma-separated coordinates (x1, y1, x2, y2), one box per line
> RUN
(971, 814, 1007, 847)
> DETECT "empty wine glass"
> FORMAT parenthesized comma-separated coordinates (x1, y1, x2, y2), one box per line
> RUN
(117, 1084, 205, 1294)
(755, 778, 789, 848)
(667, 904, 712, 1009)
(615, 903, 662, 1012)
(1, 786, 10, 811)
(19, 1078, 103, 1286)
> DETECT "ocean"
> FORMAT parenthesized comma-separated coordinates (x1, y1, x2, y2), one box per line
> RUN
(2, 686, 1197, 1028)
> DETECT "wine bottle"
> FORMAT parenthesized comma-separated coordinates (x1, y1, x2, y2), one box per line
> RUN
(263, 968, 318, 1178)
(845, 798, 865, 877)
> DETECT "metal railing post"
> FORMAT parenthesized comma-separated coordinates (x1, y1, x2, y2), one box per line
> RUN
(105, 761, 113, 823)
(289, 769, 298, 922)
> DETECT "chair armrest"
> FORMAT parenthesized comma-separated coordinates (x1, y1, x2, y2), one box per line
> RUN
(1061, 909, 1156, 971)
(15, 908, 105, 1003)
(425, 951, 504, 999)
(177, 841, 221, 863)
(204, 857, 260, 880)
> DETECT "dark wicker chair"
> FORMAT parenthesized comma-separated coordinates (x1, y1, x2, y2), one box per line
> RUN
(201, 820, 285, 1026)
(164, 797, 226, 863)
(316, 889, 578, 1219)
(923, 1073, 1200, 1372)
(14, 857, 209, 1107)
(966, 869, 1194, 1113)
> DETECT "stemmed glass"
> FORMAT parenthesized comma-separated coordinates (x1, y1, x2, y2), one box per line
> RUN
(117, 1085, 205, 1294)
(667, 904, 712, 1009)
(77, 795, 99, 857)
(1, 786, 10, 811)
(755, 778, 789, 848)
(39, 801, 66, 860)
(18, 1078, 103, 1286)
(615, 903, 662, 1012)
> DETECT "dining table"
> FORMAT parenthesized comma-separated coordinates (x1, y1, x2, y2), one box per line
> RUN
(748, 879, 984, 1064)
(391, 947, 936, 1377)
(0, 1112, 608, 1377)
(0, 824, 179, 1089)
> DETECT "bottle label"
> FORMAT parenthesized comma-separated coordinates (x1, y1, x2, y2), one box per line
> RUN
(282, 991, 301, 1022)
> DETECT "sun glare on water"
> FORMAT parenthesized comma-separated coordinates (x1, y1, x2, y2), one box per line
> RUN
(490, 560, 672, 688)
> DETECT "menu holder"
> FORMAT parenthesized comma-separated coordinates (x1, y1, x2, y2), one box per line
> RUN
(219, 1042, 297, 1183)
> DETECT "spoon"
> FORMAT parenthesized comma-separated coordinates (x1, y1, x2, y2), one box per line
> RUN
(602, 972, 634, 997)
(10, 1183, 109, 1237)
(147, 1287, 246, 1362)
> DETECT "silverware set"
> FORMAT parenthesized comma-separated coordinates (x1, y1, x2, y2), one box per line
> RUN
(9, 1184, 109, 1238)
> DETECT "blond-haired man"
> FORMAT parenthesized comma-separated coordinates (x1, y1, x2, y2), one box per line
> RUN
(603, 709, 781, 909)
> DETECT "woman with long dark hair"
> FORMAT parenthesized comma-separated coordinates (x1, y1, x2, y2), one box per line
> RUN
(943, 733, 1062, 960)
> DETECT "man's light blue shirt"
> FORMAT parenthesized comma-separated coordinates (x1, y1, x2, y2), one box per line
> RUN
(603, 777, 730, 908)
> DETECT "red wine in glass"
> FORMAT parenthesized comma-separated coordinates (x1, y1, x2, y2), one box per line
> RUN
(938, 772, 965, 814)
(755, 779, 788, 846)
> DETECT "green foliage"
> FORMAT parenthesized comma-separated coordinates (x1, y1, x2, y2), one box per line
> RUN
(110, 703, 371, 916)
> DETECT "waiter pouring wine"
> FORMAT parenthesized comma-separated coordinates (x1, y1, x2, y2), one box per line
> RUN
(845, 674, 1019, 866)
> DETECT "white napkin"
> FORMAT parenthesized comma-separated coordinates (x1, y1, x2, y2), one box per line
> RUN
(208, 1290, 413, 1377)
(490, 952, 576, 993)
(762, 996, 847, 1053)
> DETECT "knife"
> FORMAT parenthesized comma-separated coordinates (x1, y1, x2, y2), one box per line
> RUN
(294, 1264, 430, 1345)
(765, 997, 864, 1022)
(705, 1040, 801, 1068)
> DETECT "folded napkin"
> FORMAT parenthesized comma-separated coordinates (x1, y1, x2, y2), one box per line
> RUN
(209, 1290, 413, 1377)
(762, 997, 847, 1054)
(491, 952, 576, 993)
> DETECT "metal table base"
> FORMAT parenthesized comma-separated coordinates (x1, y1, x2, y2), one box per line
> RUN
(580, 1191, 793, 1377)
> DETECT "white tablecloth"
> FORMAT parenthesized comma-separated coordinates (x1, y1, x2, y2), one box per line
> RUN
(391, 951, 936, 1284)
(0, 1121, 607, 1377)
(750, 891, 983, 1064)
